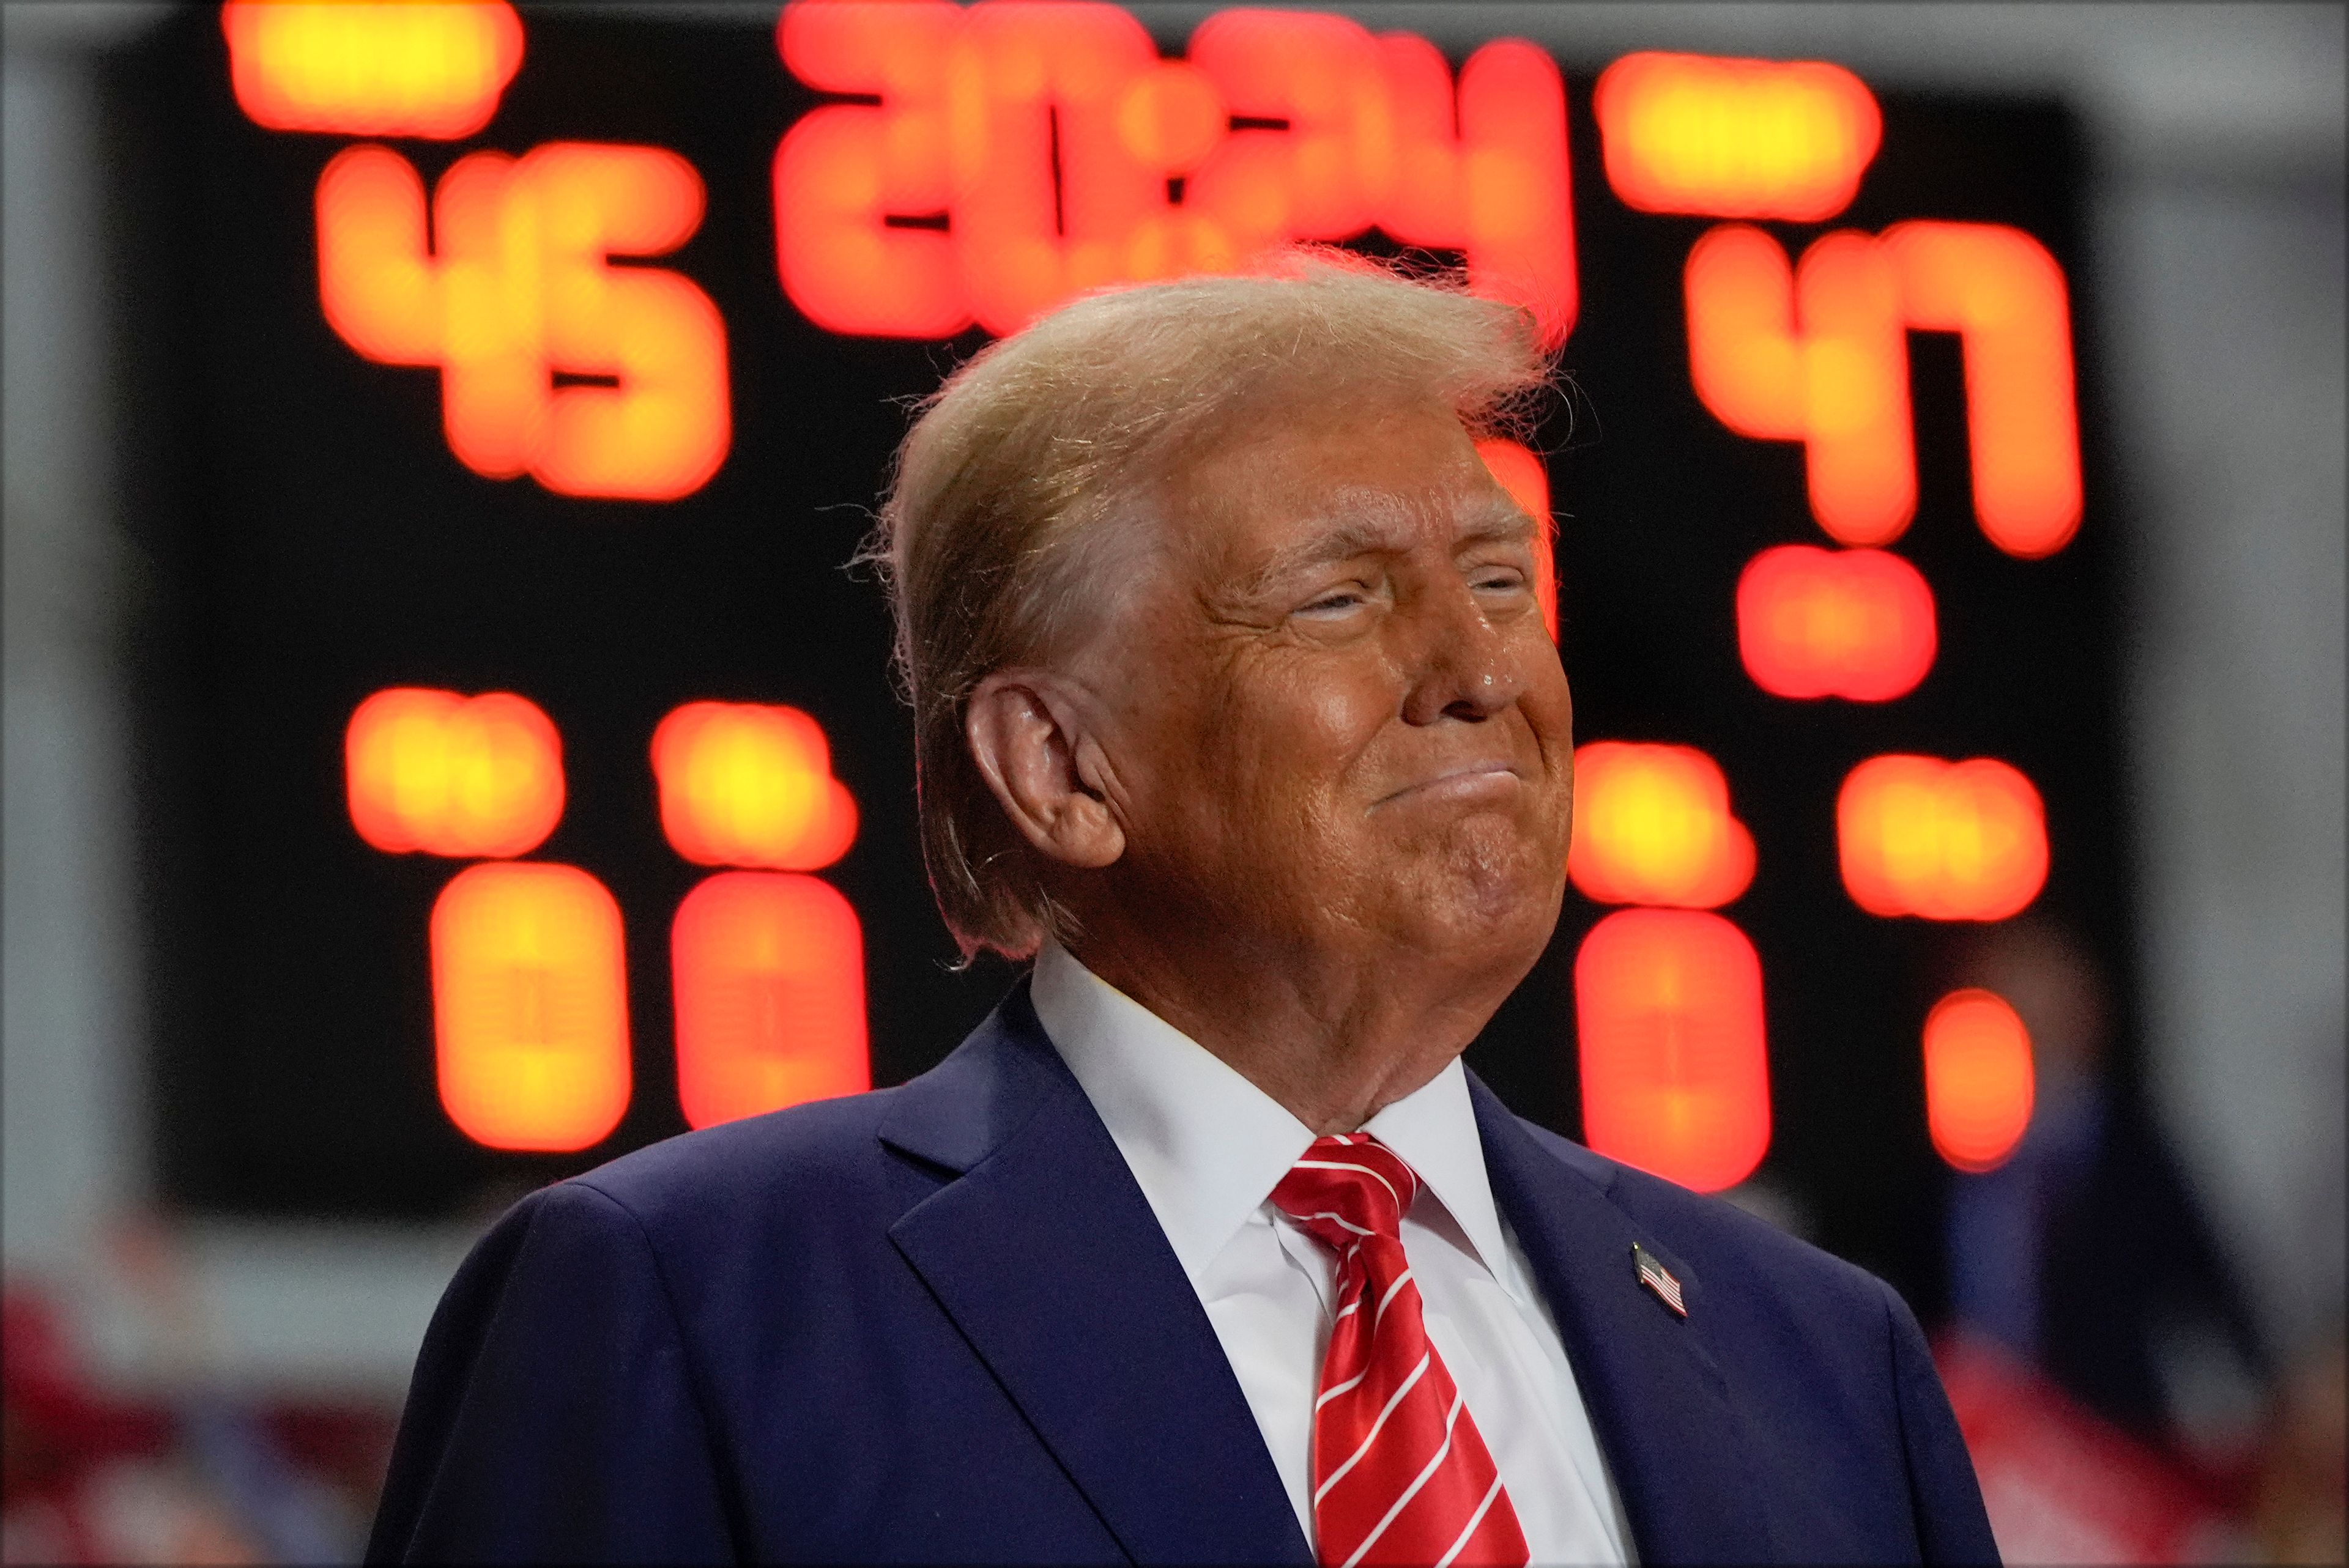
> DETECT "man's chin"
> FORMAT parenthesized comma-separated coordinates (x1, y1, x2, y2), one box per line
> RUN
(1381, 833, 1565, 960)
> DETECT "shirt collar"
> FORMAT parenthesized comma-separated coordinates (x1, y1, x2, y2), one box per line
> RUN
(1032, 939, 1315, 1289)
(1360, 1054, 1516, 1293)
(1031, 939, 1514, 1291)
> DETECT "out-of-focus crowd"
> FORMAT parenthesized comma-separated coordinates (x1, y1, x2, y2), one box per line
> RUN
(2, 1287, 396, 1564)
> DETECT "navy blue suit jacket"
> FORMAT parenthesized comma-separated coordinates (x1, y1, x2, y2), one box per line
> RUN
(369, 984, 1997, 1564)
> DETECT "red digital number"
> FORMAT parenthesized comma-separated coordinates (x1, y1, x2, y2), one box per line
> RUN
(1923, 988, 2035, 1173)
(773, 1, 1576, 344)
(1576, 908, 1772, 1193)
(317, 141, 730, 500)
(1839, 755, 2050, 921)
(1569, 742, 1756, 909)
(1737, 544, 1936, 702)
(1687, 220, 2080, 556)
(432, 861, 633, 1152)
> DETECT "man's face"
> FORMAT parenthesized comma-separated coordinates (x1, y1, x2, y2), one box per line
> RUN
(1088, 397, 1574, 979)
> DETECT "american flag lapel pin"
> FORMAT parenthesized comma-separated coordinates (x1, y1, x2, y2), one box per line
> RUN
(1632, 1243, 1687, 1318)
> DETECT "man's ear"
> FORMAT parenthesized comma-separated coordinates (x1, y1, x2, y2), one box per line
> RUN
(964, 671, 1126, 870)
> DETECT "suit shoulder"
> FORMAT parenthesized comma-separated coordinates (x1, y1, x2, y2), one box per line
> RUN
(549, 1086, 909, 1246)
(1509, 1114, 1897, 1320)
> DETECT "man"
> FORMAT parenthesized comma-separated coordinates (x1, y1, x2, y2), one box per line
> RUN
(368, 259, 1998, 1564)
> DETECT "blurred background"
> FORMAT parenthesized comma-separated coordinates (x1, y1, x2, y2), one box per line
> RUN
(4, 2, 2340, 1561)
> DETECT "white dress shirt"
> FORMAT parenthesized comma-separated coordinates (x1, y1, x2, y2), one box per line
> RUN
(1031, 941, 1635, 1567)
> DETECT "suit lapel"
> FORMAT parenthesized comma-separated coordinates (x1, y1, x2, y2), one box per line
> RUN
(880, 988, 1312, 1567)
(1469, 1076, 1775, 1564)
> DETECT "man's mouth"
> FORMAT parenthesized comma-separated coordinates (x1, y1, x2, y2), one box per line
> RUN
(1371, 761, 1523, 809)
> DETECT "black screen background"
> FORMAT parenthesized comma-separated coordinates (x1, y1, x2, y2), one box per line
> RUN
(107, 8, 2140, 1323)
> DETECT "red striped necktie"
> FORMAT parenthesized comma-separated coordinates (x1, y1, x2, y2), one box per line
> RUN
(1270, 1133, 1531, 1568)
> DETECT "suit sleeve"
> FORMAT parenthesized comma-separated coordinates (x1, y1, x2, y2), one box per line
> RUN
(1880, 1279, 2002, 1566)
(366, 1182, 738, 1564)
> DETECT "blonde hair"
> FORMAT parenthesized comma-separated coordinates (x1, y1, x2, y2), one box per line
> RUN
(871, 252, 1554, 961)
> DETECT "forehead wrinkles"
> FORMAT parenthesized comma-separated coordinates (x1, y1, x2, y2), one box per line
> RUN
(1226, 486, 1420, 598)
(1142, 398, 1516, 597)
(1223, 483, 1532, 604)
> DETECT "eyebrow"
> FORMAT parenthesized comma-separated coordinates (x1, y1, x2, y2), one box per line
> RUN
(1232, 492, 1535, 601)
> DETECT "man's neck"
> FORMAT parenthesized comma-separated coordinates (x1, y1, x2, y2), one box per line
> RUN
(1059, 926, 1510, 1134)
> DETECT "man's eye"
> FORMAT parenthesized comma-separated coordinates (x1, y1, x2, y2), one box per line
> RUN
(1471, 569, 1529, 594)
(1297, 589, 1369, 617)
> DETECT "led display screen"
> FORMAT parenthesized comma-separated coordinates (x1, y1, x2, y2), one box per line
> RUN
(116, 3, 2137, 1315)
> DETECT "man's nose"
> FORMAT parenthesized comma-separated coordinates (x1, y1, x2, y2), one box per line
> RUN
(1398, 579, 1524, 725)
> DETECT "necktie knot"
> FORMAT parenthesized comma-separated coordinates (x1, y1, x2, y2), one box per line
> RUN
(1270, 1133, 1422, 1252)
